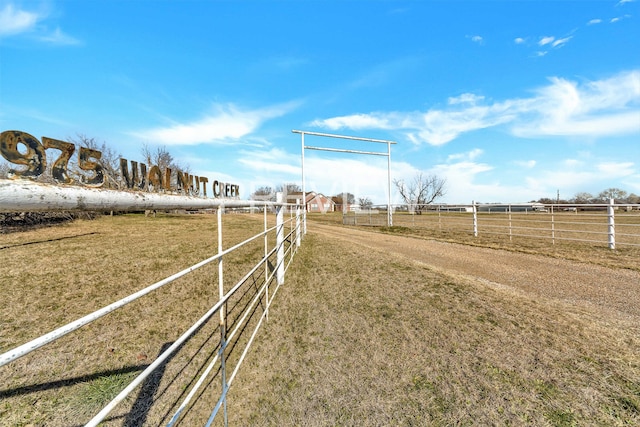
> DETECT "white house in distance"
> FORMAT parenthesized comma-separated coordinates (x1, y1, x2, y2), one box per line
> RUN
(287, 191, 336, 213)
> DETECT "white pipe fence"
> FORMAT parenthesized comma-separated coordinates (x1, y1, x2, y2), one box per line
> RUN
(345, 200, 640, 250)
(0, 180, 304, 426)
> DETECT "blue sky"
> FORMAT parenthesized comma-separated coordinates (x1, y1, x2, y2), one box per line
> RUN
(1, 0, 639, 204)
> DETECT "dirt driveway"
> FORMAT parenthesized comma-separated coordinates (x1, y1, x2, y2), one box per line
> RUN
(310, 223, 640, 327)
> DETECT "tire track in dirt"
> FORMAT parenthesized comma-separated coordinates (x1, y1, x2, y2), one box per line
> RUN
(310, 223, 640, 325)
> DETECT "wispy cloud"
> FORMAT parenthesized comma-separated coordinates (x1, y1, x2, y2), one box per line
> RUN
(311, 113, 396, 131)
(508, 71, 640, 138)
(597, 162, 635, 176)
(0, 2, 80, 45)
(0, 3, 39, 36)
(514, 160, 537, 169)
(524, 159, 637, 200)
(468, 35, 484, 44)
(311, 70, 640, 145)
(535, 35, 573, 51)
(347, 55, 423, 90)
(135, 101, 300, 145)
(448, 93, 485, 105)
(587, 18, 602, 25)
(447, 149, 483, 162)
(38, 27, 81, 45)
(552, 36, 572, 48)
(516, 34, 573, 56)
(617, 0, 635, 6)
(538, 36, 555, 46)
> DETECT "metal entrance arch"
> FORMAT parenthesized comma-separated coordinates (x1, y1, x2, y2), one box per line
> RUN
(292, 129, 397, 229)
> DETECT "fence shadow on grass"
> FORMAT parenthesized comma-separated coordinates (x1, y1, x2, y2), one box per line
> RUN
(124, 342, 174, 427)
(0, 364, 149, 399)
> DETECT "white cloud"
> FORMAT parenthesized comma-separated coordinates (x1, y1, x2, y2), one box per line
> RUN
(536, 35, 571, 49)
(514, 160, 537, 169)
(311, 113, 395, 131)
(469, 35, 483, 44)
(237, 146, 405, 203)
(514, 37, 526, 44)
(0, 3, 79, 45)
(405, 104, 514, 145)
(564, 159, 583, 168)
(0, 3, 39, 36)
(596, 162, 635, 177)
(38, 27, 81, 45)
(538, 36, 555, 46)
(448, 93, 485, 105)
(552, 36, 572, 48)
(135, 101, 299, 145)
(312, 70, 640, 145)
(447, 149, 483, 162)
(431, 160, 498, 203)
(617, 0, 635, 6)
(588, 18, 602, 25)
(513, 71, 640, 137)
(521, 159, 637, 201)
(238, 148, 300, 175)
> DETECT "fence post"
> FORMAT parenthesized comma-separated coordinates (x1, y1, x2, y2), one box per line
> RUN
(276, 192, 285, 285)
(216, 207, 228, 426)
(608, 198, 615, 250)
(296, 199, 301, 248)
(264, 206, 269, 320)
(508, 204, 512, 242)
(551, 204, 555, 245)
(472, 200, 478, 237)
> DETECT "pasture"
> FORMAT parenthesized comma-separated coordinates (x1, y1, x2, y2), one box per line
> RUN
(1, 213, 639, 426)
(325, 210, 640, 271)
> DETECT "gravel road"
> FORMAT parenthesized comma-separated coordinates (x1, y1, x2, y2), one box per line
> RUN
(310, 223, 640, 325)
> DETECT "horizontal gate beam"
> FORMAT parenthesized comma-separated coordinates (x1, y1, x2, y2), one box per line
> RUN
(0, 179, 277, 212)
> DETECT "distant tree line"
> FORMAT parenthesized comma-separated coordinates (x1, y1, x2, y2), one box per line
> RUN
(535, 188, 640, 205)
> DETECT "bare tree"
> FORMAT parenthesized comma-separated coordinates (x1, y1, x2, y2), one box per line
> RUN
(332, 192, 355, 205)
(572, 192, 594, 204)
(69, 135, 123, 188)
(394, 173, 446, 214)
(358, 197, 373, 209)
(598, 188, 628, 203)
(141, 144, 190, 191)
(275, 183, 302, 195)
(251, 186, 275, 201)
(0, 160, 9, 179)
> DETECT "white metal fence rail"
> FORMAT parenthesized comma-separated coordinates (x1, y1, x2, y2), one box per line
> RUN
(346, 200, 640, 250)
(0, 180, 304, 426)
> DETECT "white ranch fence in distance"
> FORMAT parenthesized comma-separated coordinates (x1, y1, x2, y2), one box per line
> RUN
(345, 200, 640, 250)
(0, 180, 304, 426)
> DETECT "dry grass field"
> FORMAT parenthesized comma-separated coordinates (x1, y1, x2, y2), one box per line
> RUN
(1, 212, 639, 426)
(322, 211, 640, 272)
(1, 213, 278, 426)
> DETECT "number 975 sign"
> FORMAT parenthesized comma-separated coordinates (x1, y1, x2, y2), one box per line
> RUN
(0, 130, 104, 187)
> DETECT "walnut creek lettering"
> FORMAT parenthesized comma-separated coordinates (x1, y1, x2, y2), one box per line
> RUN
(0, 130, 239, 198)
